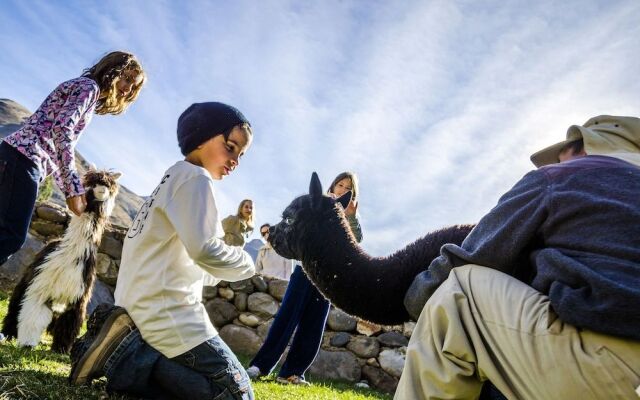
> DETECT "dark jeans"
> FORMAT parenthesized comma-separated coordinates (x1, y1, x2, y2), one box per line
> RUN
(0, 142, 40, 265)
(250, 265, 330, 379)
(104, 329, 253, 400)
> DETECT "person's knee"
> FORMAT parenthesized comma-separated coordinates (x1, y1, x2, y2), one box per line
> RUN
(418, 264, 487, 316)
(0, 231, 28, 258)
(448, 264, 501, 294)
(207, 371, 252, 400)
(450, 264, 534, 300)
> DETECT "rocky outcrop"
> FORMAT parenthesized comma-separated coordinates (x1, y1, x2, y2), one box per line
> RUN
(0, 99, 30, 137)
(0, 233, 45, 292)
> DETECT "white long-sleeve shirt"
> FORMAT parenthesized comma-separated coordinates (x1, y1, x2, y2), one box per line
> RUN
(115, 160, 255, 358)
(256, 243, 293, 280)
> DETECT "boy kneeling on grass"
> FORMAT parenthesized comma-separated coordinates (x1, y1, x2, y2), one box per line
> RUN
(69, 102, 256, 400)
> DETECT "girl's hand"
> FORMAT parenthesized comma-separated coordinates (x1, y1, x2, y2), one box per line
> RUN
(345, 198, 358, 216)
(66, 194, 87, 216)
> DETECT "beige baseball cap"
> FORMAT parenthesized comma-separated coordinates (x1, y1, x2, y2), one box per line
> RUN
(530, 115, 640, 167)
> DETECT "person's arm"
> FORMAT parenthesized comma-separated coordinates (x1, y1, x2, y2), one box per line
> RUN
(255, 248, 265, 274)
(347, 214, 363, 243)
(165, 176, 255, 281)
(51, 80, 98, 199)
(221, 215, 241, 246)
(283, 258, 294, 280)
(221, 215, 234, 233)
(202, 273, 220, 287)
(404, 169, 551, 320)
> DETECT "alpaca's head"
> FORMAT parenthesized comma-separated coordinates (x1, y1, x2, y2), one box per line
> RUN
(269, 172, 353, 262)
(82, 170, 122, 220)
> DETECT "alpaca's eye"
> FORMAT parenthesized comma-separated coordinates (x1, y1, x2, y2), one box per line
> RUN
(284, 217, 294, 225)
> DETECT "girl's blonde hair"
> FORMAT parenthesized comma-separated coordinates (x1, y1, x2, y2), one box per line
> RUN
(237, 199, 255, 230)
(83, 51, 146, 115)
(328, 171, 359, 200)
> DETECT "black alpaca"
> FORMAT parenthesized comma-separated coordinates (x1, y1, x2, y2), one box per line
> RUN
(269, 172, 474, 325)
(1, 170, 121, 353)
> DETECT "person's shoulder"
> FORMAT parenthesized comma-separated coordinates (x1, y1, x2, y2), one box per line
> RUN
(60, 76, 100, 93)
(169, 160, 212, 180)
(539, 155, 634, 180)
(162, 160, 215, 195)
(222, 214, 238, 223)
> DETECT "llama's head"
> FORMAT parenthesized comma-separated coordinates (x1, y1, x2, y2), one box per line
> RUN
(82, 170, 122, 220)
(269, 172, 353, 262)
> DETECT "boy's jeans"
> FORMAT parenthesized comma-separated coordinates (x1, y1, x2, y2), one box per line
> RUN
(105, 329, 253, 400)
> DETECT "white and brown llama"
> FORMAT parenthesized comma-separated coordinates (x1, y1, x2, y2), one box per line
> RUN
(1, 169, 121, 353)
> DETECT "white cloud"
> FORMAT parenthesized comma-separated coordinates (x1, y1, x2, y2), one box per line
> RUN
(1, 0, 638, 256)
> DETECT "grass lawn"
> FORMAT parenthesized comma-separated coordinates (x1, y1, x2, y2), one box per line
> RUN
(0, 291, 392, 399)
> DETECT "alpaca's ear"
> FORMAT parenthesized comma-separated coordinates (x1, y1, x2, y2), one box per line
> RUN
(336, 191, 352, 210)
(112, 171, 123, 181)
(309, 172, 323, 209)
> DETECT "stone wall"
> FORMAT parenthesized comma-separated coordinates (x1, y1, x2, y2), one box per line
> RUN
(1, 201, 410, 394)
(209, 276, 412, 393)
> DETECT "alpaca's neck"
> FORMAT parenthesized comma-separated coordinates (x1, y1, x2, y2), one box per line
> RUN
(301, 217, 411, 324)
(63, 211, 106, 248)
(300, 216, 471, 325)
(311, 222, 382, 269)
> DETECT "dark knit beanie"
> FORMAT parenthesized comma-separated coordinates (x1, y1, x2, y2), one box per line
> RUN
(177, 102, 250, 156)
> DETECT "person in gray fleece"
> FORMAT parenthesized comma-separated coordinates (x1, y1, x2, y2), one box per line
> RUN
(397, 115, 640, 400)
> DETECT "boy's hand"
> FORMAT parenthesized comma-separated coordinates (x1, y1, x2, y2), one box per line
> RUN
(66, 194, 87, 216)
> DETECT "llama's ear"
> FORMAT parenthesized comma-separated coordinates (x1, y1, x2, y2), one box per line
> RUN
(336, 191, 352, 210)
(112, 171, 123, 181)
(309, 172, 323, 209)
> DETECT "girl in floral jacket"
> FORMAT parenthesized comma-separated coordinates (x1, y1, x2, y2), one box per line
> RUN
(0, 51, 145, 265)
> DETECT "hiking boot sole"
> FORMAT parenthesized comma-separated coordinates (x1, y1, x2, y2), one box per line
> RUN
(69, 308, 134, 385)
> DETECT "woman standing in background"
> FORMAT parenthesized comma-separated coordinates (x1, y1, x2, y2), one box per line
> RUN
(222, 199, 254, 246)
(247, 172, 363, 385)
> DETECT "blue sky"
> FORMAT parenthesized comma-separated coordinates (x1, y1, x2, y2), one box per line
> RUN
(1, 0, 639, 255)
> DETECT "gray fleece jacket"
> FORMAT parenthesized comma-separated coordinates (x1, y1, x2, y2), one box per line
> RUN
(405, 155, 640, 340)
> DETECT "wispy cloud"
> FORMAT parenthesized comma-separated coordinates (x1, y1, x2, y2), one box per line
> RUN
(1, 0, 638, 255)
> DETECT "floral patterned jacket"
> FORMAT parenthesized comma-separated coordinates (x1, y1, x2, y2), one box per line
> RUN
(3, 76, 100, 197)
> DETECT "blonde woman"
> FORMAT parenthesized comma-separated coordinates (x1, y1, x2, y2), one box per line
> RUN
(0, 51, 145, 265)
(222, 199, 255, 246)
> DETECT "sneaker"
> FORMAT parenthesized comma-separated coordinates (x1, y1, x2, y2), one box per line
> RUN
(246, 365, 262, 380)
(276, 375, 311, 386)
(69, 306, 135, 385)
(87, 304, 120, 335)
(69, 304, 116, 378)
